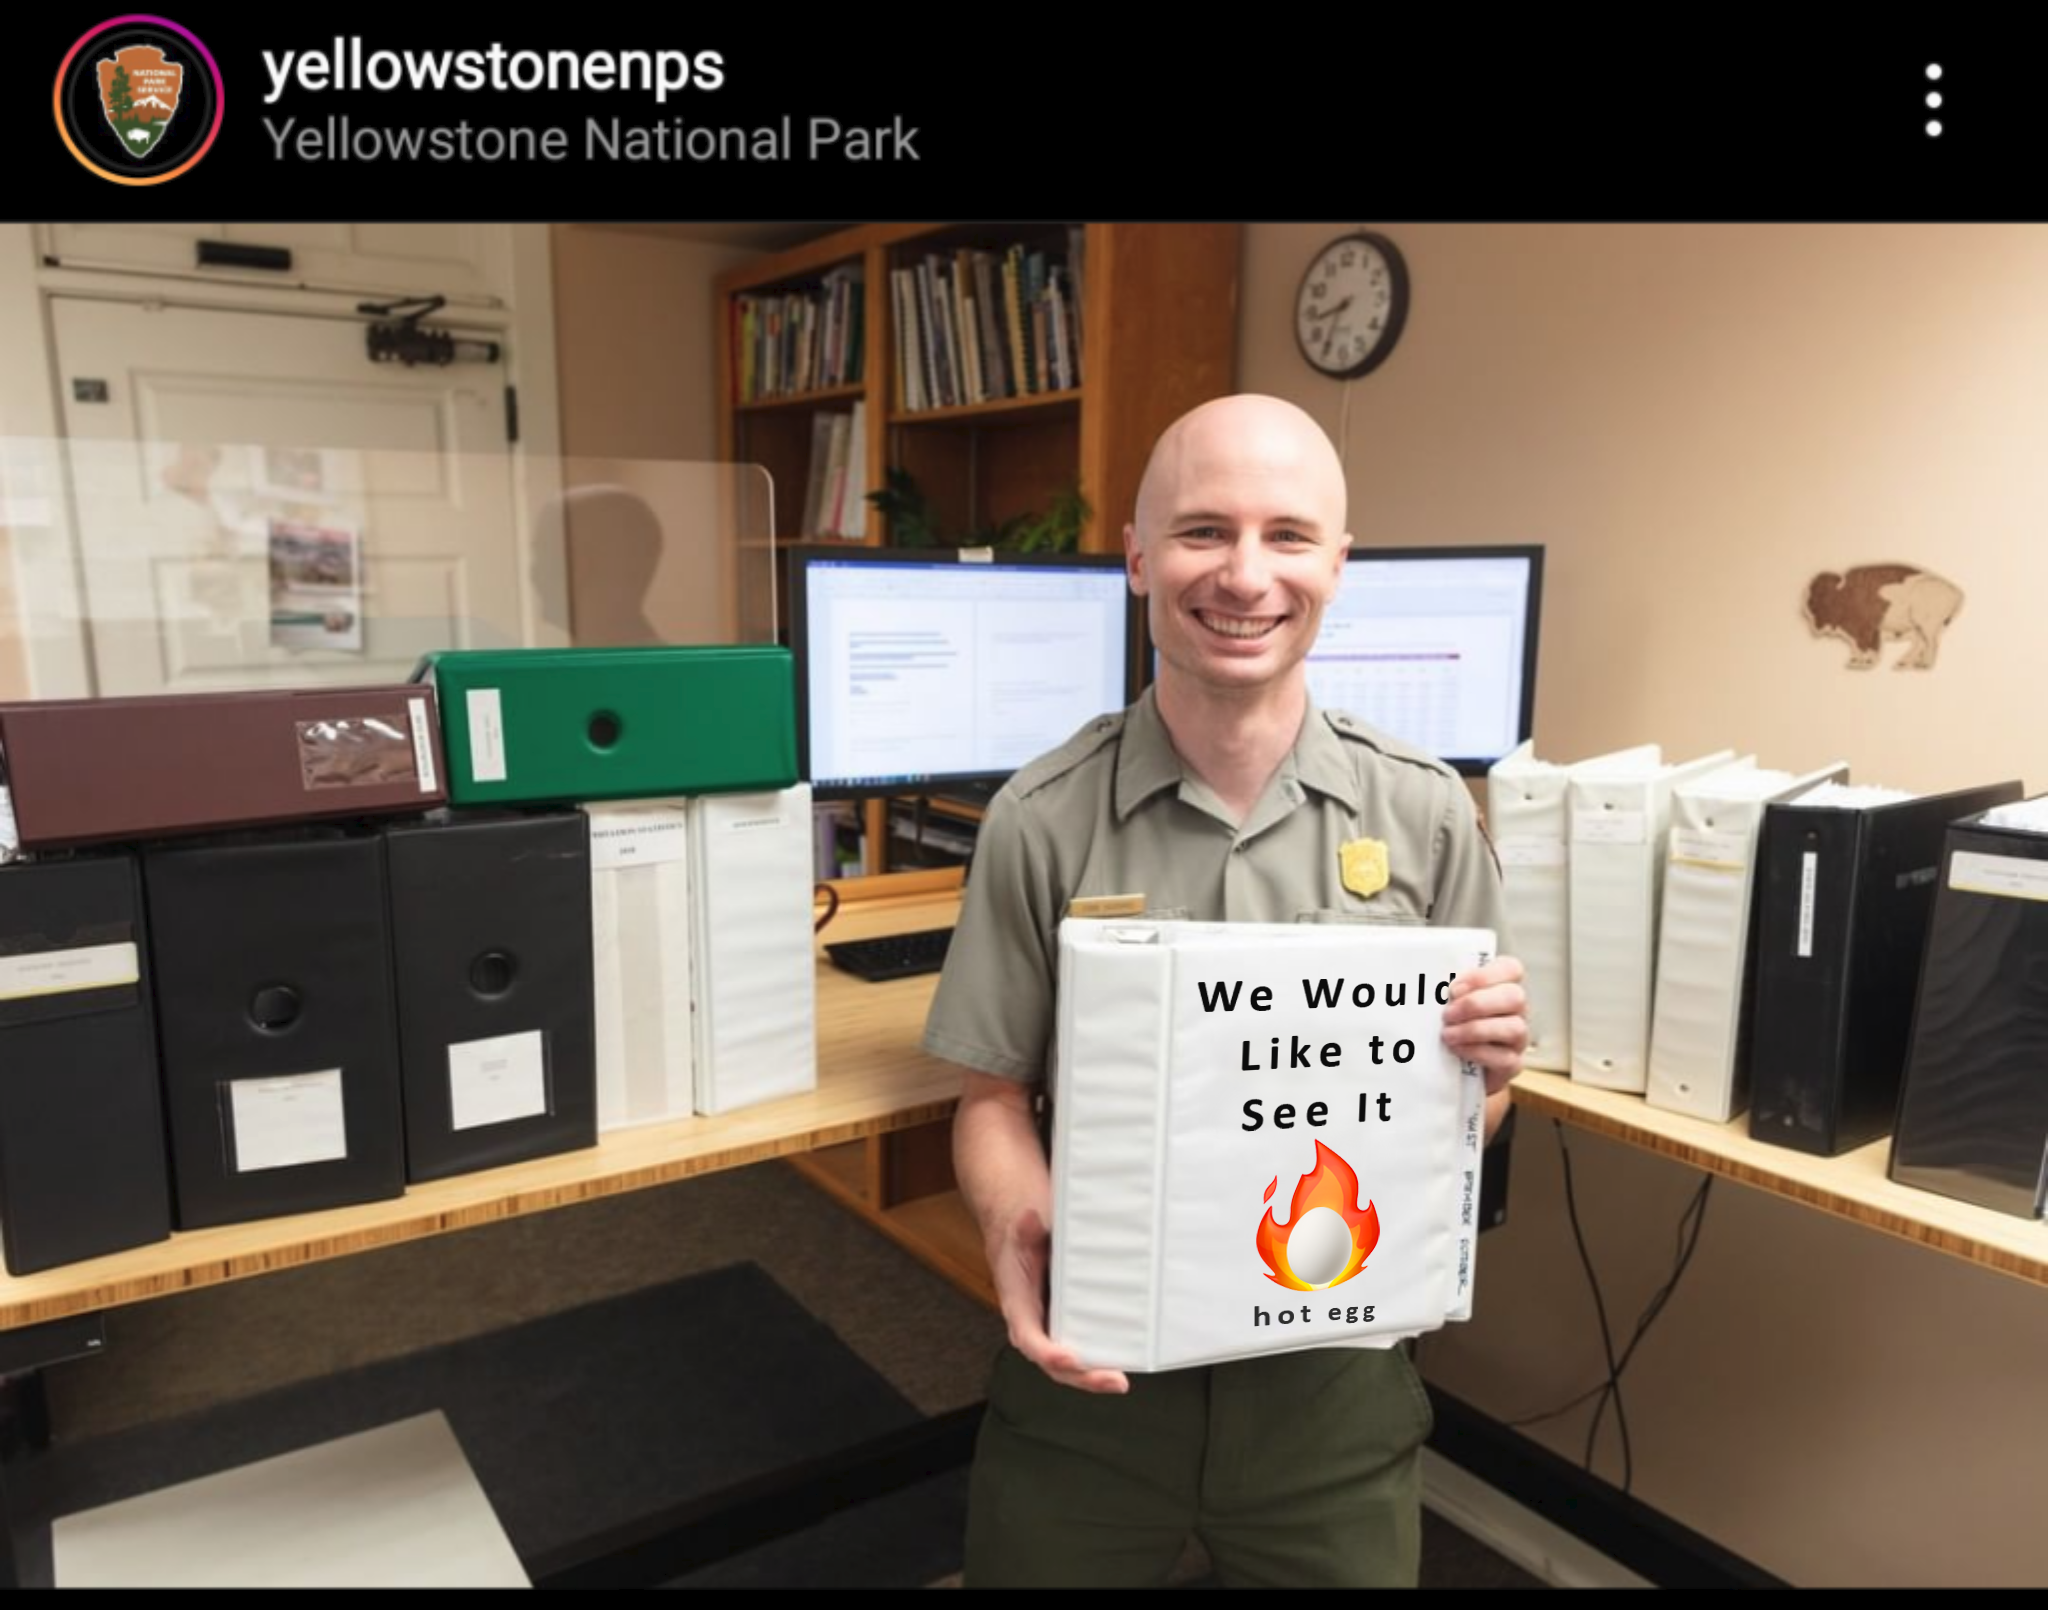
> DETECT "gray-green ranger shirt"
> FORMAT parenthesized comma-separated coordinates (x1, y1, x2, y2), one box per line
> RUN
(922, 688, 1510, 1086)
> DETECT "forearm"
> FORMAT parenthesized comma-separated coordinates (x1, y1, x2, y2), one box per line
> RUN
(952, 1070, 1051, 1254)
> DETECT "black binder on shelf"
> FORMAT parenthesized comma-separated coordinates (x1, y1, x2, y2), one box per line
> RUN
(0, 855, 172, 1275)
(143, 832, 406, 1230)
(1748, 779, 2023, 1158)
(383, 811, 598, 1183)
(1890, 800, 2048, 1217)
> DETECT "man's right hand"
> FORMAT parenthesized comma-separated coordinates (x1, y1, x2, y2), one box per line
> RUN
(985, 1203, 1129, 1395)
(953, 1068, 1128, 1395)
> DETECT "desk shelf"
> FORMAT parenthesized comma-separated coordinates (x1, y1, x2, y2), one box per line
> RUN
(0, 890, 981, 1334)
(1510, 1069, 2048, 1288)
(785, 1145, 994, 1312)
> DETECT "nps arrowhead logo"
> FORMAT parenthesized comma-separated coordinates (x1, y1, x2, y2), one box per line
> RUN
(55, 18, 222, 185)
(98, 44, 183, 158)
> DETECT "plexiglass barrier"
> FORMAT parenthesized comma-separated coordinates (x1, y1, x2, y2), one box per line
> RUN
(0, 437, 777, 702)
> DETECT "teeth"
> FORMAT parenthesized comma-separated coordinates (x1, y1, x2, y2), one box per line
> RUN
(1199, 612, 1278, 640)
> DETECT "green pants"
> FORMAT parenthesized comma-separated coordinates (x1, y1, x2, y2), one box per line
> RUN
(964, 1342, 1433, 1588)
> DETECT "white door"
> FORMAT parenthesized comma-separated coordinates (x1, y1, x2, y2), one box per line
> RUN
(51, 296, 540, 696)
(39, 223, 511, 305)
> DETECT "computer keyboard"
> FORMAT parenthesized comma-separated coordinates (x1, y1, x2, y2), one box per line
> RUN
(825, 926, 955, 982)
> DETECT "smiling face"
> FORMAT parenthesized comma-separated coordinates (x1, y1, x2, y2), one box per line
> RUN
(1125, 395, 1351, 702)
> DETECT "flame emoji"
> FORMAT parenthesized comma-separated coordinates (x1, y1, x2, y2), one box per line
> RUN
(1254, 1139, 1380, 1291)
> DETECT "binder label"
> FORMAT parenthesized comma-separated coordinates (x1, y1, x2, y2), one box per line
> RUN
(466, 687, 509, 783)
(1949, 849, 2048, 903)
(590, 808, 691, 870)
(1574, 808, 1647, 845)
(1670, 828, 1749, 871)
(448, 1030, 549, 1131)
(407, 696, 438, 794)
(1798, 851, 1818, 957)
(228, 1069, 348, 1173)
(1495, 836, 1565, 869)
(0, 940, 139, 1001)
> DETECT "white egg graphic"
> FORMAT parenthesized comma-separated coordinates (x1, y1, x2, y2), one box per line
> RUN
(1285, 1205, 1355, 1287)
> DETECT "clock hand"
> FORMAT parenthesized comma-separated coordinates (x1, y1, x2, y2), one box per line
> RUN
(1306, 295, 1354, 322)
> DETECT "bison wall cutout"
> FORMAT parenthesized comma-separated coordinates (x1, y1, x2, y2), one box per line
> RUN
(1803, 565, 1963, 670)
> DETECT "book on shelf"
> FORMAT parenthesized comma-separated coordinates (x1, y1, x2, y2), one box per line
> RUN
(797, 402, 867, 540)
(890, 238, 1083, 413)
(734, 263, 864, 404)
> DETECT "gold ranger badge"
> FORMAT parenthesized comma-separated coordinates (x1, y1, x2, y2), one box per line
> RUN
(1339, 838, 1390, 898)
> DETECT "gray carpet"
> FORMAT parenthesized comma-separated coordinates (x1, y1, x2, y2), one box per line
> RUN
(25, 1163, 1540, 1588)
(17, 1262, 968, 1589)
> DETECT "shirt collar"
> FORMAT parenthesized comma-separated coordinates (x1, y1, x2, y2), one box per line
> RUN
(1113, 687, 1363, 821)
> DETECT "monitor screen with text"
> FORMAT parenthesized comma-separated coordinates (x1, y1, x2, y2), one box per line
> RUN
(789, 548, 1136, 799)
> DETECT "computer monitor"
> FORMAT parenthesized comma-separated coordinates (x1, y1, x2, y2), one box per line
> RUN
(1140, 543, 1543, 775)
(787, 546, 1138, 801)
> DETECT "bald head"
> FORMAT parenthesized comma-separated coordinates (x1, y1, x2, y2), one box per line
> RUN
(1131, 394, 1348, 544)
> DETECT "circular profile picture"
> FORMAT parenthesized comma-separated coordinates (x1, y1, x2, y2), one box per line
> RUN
(54, 17, 222, 185)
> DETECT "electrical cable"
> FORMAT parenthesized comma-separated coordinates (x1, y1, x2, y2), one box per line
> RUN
(1502, 1120, 1715, 1495)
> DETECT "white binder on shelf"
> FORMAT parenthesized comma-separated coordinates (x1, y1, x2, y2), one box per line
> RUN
(584, 801, 697, 1133)
(1049, 919, 1493, 1374)
(1488, 742, 1658, 1073)
(1645, 761, 1850, 1123)
(1567, 748, 1738, 1093)
(687, 785, 818, 1116)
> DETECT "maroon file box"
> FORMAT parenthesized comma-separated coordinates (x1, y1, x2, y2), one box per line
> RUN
(0, 686, 447, 850)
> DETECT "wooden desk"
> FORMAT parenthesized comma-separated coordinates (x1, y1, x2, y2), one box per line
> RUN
(1510, 1069, 2048, 1288)
(0, 891, 972, 1335)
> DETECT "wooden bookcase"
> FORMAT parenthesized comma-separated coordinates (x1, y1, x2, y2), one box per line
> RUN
(714, 222, 1241, 875)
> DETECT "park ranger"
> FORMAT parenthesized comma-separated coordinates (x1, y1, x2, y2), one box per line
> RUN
(923, 393, 1528, 1589)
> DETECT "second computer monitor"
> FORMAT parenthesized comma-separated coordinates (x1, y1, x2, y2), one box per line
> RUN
(788, 546, 1137, 800)
(1137, 543, 1543, 775)
(1305, 545, 1542, 775)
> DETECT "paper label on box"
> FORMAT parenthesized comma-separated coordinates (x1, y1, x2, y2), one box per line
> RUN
(1949, 849, 2048, 903)
(448, 1030, 548, 1131)
(712, 802, 794, 837)
(1574, 808, 1647, 845)
(465, 688, 508, 784)
(407, 696, 438, 795)
(1669, 828, 1749, 871)
(1494, 836, 1566, 869)
(1797, 851, 1818, 957)
(228, 1068, 349, 1173)
(589, 808, 691, 871)
(0, 941, 139, 1001)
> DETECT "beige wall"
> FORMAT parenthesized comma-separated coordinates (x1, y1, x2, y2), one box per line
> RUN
(1240, 223, 2048, 1586)
(0, 528, 27, 700)
(549, 225, 762, 645)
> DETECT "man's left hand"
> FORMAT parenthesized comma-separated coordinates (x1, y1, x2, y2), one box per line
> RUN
(1442, 954, 1527, 1096)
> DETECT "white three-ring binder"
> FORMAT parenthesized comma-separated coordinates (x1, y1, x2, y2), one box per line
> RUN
(1646, 760, 1849, 1123)
(1567, 748, 1738, 1093)
(1487, 742, 1658, 1073)
(687, 785, 819, 1116)
(1049, 919, 1493, 1373)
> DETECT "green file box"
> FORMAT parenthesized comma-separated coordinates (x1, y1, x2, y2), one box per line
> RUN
(413, 647, 797, 806)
